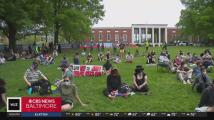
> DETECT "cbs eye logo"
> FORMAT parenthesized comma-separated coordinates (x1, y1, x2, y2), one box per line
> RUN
(7, 97, 21, 112)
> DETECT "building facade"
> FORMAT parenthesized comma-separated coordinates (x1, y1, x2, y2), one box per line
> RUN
(84, 24, 180, 46)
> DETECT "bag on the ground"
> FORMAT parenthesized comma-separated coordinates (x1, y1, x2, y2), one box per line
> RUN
(119, 83, 132, 94)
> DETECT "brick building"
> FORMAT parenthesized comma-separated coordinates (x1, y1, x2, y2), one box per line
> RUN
(84, 24, 181, 46)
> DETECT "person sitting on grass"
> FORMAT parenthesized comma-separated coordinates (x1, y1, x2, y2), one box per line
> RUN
(192, 62, 203, 79)
(125, 52, 134, 63)
(186, 52, 193, 63)
(60, 56, 69, 68)
(173, 55, 182, 70)
(97, 52, 104, 62)
(105, 49, 111, 61)
(103, 60, 113, 75)
(132, 65, 149, 95)
(81, 50, 86, 57)
(177, 62, 193, 84)
(192, 68, 212, 93)
(165, 51, 170, 60)
(7, 50, 16, 61)
(24, 61, 49, 93)
(195, 80, 214, 112)
(146, 52, 155, 64)
(60, 76, 87, 111)
(134, 49, 140, 57)
(46, 55, 54, 65)
(73, 52, 80, 65)
(202, 50, 214, 69)
(158, 52, 174, 71)
(52, 50, 58, 58)
(85, 52, 93, 64)
(113, 54, 121, 64)
(61, 64, 73, 81)
(103, 68, 129, 99)
(0, 54, 6, 64)
(0, 78, 6, 109)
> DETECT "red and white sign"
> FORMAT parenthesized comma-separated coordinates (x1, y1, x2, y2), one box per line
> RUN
(21, 97, 61, 112)
(71, 65, 104, 77)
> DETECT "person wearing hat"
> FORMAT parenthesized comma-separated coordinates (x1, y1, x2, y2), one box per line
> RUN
(195, 80, 214, 112)
(24, 61, 48, 87)
(132, 65, 149, 94)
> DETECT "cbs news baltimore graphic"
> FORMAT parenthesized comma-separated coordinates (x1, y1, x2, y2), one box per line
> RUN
(7, 97, 62, 117)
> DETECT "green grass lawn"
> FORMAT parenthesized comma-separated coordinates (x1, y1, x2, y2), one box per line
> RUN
(0, 46, 214, 112)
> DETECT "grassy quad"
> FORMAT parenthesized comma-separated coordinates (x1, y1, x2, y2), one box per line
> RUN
(0, 46, 214, 112)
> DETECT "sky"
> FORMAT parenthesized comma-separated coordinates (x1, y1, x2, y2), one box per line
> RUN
(93, 0, 185, 27)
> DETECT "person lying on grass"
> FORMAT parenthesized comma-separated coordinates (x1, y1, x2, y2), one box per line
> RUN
(24, 61, 49, 94)
(0, 78, 6, 110)
(60, 76, 87, 111)
(132, 65, 149, 95)
(176, 62, 193, 84)
(195, 80, 214, 112)
(103, 68, 129, 100)
(125, 52, 133, 63)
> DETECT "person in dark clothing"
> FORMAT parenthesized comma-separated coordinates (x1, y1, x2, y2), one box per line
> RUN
(132, 65, 149, 94)
(60, 56, 69, 68)
(28, 45, 32, 54)
(103, 68, 128, 99)
(58, 44, 62, 54)
(97, 43, 100, 52)
(0, 78, 6, 109)
(101, 43, 104, 51)
(103, 60, 112, 75)
(192, 68, 211, 93)
(195, 80, 214, 112)
(73, 52, 80, 65)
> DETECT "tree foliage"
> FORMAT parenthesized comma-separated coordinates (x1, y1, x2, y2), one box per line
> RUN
(177, 0, 214, 41)
(0, 0, 105, 50)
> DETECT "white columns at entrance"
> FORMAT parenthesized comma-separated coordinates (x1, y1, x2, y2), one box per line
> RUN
(145, 27, 148, 42)
(159, 28, 161, 47)
(165, 28, 168, 43)
(139, 28, 141, 44)
(152, 28, 154, 47)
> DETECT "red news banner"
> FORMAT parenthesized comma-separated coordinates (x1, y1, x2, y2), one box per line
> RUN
(21, 97, 61, 112)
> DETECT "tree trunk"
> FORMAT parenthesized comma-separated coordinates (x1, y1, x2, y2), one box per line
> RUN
(54, 21, 59, 45)
(8, 24, 17, 52)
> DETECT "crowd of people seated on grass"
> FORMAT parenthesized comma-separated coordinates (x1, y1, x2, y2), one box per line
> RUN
(0, 42, 60, 65)
(1, 41, 214, 112)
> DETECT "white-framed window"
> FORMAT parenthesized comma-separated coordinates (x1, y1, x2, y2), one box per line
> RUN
(115, 33, 119, 42)
(122, 34, 127, 41)
(107, 33, 111, 41)
(98, 33, 102, 41)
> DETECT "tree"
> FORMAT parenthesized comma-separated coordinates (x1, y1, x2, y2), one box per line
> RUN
(177, 0, 214, 43)
(0, 0, 51, 51)
(52, 0, 104, 45)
